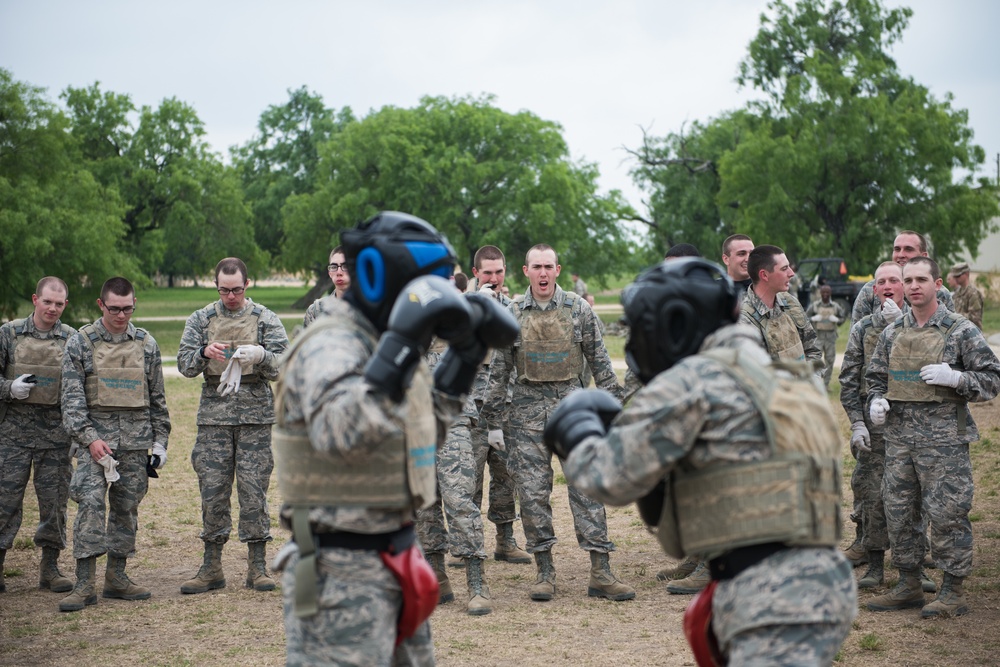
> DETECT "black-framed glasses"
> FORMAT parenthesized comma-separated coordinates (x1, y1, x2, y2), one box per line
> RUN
(104, 305, 135, 315)
(217, 287, 246, 296)
(327, 263, 348, 273)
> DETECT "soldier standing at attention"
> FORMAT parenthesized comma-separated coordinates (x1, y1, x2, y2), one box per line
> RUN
(58, 277, 170, 612)
(0, 277, 76, 594)
(866, 257, 1000, 617)
(482, 244, 634, 603)
(805, 284, 846, 388)
(950, 262, 984, 330)
(177, 257, 289, 594)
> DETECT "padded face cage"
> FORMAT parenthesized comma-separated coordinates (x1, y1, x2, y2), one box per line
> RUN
(341, 211, 457, 331)
(623, 258, 738, 384)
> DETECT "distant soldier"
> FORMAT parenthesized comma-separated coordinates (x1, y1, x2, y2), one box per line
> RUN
(950, 262, 983, 330)
(302, 246, 351, 329)
(805, 284, 846, 388)
(721, 234, 754, 291)
(571, 271, 588, 298)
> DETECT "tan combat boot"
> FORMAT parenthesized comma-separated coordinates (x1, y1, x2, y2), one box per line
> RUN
(666, 561, 711, 595)
(0, 548, 6, 592)
(465, 558, 493, 615)
(867, 568, 924, 611)
(59, 556, 98, 612)
(656, 555, 699, 582)
(494, 522, 531, 564)
(103, 555, 151, 600)
(39, 546, 74, 593)
(588, 551, 635, 601)
(921, 573, 969, 618)
(246, 541, 276, 591)
(427, 552, 454, 603)
(858, 551, 885, 589)
(181, 541, 226, 594)
(842, 534, 868, 568)
(530, 550, 556, 601)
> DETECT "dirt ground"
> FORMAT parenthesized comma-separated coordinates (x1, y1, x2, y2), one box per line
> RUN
(1, 376, 999, 666)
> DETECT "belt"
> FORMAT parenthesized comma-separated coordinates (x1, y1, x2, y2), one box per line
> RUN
(313, 524, 416, 554)
(708, 542, 788, 581)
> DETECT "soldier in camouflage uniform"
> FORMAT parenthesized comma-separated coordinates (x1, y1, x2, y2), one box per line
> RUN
(851, 231, 954, 325)
(58, 277, 171, 612)
(547, 258, 856, 666)
(482, 244, 634, 603)
(866, 257, 1000, 618)
(721, 234, 754, 291)
(950, 262, 984, 330)
(806, 285, 846, 388)
(0, 277, 75, 595)
(302, 246, 351, 329)
(272, 212, 517, 665)
(177, 257, 289, 595)
(739, 244, 823, 368)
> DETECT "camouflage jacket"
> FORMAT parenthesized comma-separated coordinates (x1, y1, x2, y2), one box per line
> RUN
(739, 287, 823, 364)
(953, 284, 984, 330)
(851, 279, 954, 325)
(177, 298, 289, 426)
(61, 319, 171, 452)
(302, 292, 340, 329)
(839, 306, 892, 425)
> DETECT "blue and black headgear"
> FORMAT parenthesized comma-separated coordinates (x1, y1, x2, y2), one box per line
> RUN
(341, 211, 457, 332)
(623, 258, 739, 384)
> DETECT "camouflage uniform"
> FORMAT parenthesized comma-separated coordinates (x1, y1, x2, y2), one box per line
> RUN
(177, 298, 288, 545)
(851, 279, 953, 325)
(739, 288, 823, 366)
(563, 326, 856, 663)
(953, 284, 984, 330)
(805, 298, 846, 387)
(482, 286, 622, 555)
(61, 320, 170, 559)
(866, 308, 1000, 577)
(276, 297, 461, 666)
(0, 317, 75, 553)
(302, 293, 339, 329)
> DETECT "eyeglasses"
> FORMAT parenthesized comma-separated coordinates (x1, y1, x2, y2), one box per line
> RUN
(104, 305, 135, 315)
(217, 287, 246, 296)
(327, 263, 348, 273)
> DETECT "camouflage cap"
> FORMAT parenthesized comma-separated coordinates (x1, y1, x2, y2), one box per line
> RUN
(950, 261, 971, 276)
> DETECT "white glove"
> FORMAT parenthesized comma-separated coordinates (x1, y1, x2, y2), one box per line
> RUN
(151, 442, 167, 469)
(810, 314, 823, 323)
(69, 442, 80, 459)
(10, 373, 34, 400)
(881, 298, 902, 323)
(487, 429, 506, 452)
(850, 420, 871, 455)
(96, 453, 121, 484)
(869, 398, 890, 426)
(234, 344, 266, 367)
(828, 314, 840, 323)
(218, 357, 242, 397)
(920, 363, 962, 389)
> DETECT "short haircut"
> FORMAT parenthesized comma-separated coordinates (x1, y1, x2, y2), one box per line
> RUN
(215, 257, 248, 284)
(875, 261, 903, 278)
(722, 234, 752, 257)
(453, 272, 469, 291)
(473, 245, 505, 270)
(525, 244, 557, 265)
(905, 256, 940, 282)
(896, 230, 928, 254)
(328, 246, 345, 263)
(665, 243, 702, 259)
(747, 245, 784, 284)
(100, 277, 134, 303)
(36, 276, 68, 297)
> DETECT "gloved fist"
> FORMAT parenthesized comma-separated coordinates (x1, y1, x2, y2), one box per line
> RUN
(10, 373, 35, 400)
(219, 357, 242, 397)
(881, 298, 902, 323)
(543, 389, 622, 459)
(850, 420, 871, 456)
(920, 363, 962, 389)
(234, 344, 266, 367)
(810, 314, 823, 323)
(869, 398, 890, 426)
(828, 314, 840, 323)
(433, 293, 519, 397)
(487, 429, 505, 452)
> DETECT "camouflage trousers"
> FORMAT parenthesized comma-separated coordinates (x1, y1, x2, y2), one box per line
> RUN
(470, 421, 518, 526)
(884, 440, 974, 576)
(69, 449, 148, 559)
(507, 425, 613, 553)
(415, 417, 486, 558)
(191, 424, 273, 544)
(850, 429, 889, 552)
(281, 544, 435, 666)
(817, 331, 837, 387)
(0, 444, 71, 550)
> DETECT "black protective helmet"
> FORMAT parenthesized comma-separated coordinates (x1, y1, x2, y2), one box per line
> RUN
(341, 211, 457, 332)
(623, 257, 739, 384)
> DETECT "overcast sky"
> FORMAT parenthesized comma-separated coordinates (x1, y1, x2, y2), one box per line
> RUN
(2, 0, 997, 212)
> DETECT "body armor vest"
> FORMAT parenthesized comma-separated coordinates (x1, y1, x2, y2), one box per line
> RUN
(655, 349, 841, 559)
(205, 304, 263, 379)
(858, 315, 886, 398)
(514, 296, 584, 382)
(746, 294, 805, 361)
(80, 325, 149, 410)
(812, 301, 839, 332)
(6, 319, 71, 405)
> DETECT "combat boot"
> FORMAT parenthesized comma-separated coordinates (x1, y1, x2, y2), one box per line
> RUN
(103, 555, 151, 600)
(0, 548, 6, 592)
(842, 535, 868, 568)
(39, 546, 74, 593)
(588, 551, 635, 601)
(246, 541, 276, 591)
(530, 550, 556, 601)
(656, 555, 699, 582)
(427, 552, 454, 603)
(867, 568, 924, 611)
(921, 572, 969, 619)
(494, 522, 531, 564)
(465, 557, 492, 615)
(181, 541, 226, 594)
(59, 557, 98, 612)
(667, 561, 711, 595)
(858, 551, 885, 589)
(920, 567, 937, 593)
